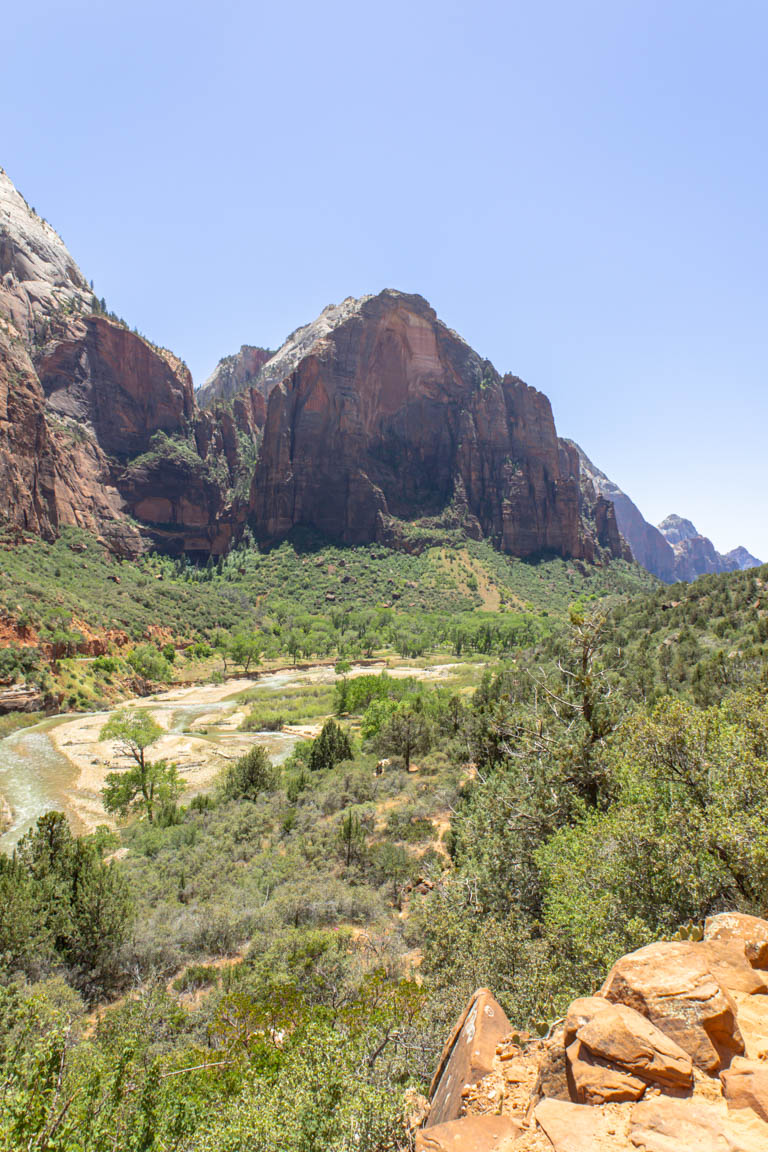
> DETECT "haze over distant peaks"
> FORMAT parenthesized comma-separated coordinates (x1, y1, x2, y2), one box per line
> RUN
(573, 443, 761, 582)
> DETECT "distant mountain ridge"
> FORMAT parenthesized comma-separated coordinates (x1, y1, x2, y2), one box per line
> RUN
(0, 168, 625, 566)
(571, 442, 761, 582)
(1, 164, 758, 580)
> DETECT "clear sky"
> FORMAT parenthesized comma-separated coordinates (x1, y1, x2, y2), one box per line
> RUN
(3, 1, 766, 557)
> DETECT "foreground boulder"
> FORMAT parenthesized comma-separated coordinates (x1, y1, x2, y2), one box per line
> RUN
(705, 913, 768, 971)
(570, 1002, 693, 1103)
(415, 1116, 520, 1151)
(426, 988, 511, 1127)
(600, 940, 745, 1072)
(417, 914, 768, 1150)
(721, 1056, 768, 1123)
(630, 1094, 768, 1152)
(565, 1039, 646, 1105)
(534, 1098, 631, 1151)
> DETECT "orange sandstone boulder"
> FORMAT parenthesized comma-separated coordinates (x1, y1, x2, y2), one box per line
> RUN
(535, 1098, 632, 1151)
(705, 914, 768, 971)
(575, 1003, 693, 1092)
(565, 1038, 646, 1104)
(703, 940, 768, 996)
(427, 988, 511, 1127)
(600, 941, 744, 1073)
(415, 1116, 520, 1151)
(564, 997, 613, 1047)
(721, 1056, 768, 1123)
(629, 1094, 768, 1152)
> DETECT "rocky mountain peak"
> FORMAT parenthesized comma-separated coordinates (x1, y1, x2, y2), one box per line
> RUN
(254, 289, 461, 400)
(657, 514, 699, 546)
(0, 169, 92, 343)
(250, 290, 623, 561)
(726, 545, 763, 571)
(196, 345, 274, 408)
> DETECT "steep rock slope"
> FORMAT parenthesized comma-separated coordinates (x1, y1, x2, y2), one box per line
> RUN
(572, 443, 676, 582)
(250, 291, 626, 561)
(196, 344, 274, 409)
(0, 167, 632, 566)
(572, 442, 761, 582)
(0, 169, 254, 555)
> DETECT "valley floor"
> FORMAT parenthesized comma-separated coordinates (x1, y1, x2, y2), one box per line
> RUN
(1, 657, 476, 845)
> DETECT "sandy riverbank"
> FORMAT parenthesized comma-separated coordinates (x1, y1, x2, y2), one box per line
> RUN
(47, 677, 270, 833)
(45, 660, 473, 834)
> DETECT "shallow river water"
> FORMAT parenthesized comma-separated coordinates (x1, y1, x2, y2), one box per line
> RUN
(0, 663, 353, 851)
(0, 717, 81, 849)
(0, 660, 459, 852)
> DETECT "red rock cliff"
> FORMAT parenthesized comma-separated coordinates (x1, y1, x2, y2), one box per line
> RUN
(250, 291, 623, 561)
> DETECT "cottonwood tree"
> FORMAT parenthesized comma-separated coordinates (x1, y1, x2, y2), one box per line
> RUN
(100, 709, 184, 823)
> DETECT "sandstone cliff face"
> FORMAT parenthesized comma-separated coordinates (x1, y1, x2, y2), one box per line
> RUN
(250, 291, 623, 562)
(196, 344, 274, 409)
(37, 316, 194, 457)
(0, 320, 59, 539)
(2, 166, 714, 570)
(0, 169, 92, 345)
(0, 169, 251, 556)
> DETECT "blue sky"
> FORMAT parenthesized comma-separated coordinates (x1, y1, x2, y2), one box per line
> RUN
(3, 1, 766, 556)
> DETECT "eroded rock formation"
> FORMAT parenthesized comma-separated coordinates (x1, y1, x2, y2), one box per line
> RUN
(196, 344, 274, 409)
(413, 911, 768, 1151)
(0, 169, 255, 556)
(250, 291, 626, 561)
(12, 165, 751, 572)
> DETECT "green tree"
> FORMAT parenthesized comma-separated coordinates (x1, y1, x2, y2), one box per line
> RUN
(0, 813, 132, 991)
(229, 631, 262, 673)
(127, 644, 173, 682)
(102, 758, 184, 825)
(377, 701, 431, 770)
(308, 720, 352, 772)
(101, 708, 162, 773)
(221, 745, 279, 801)
(100, 710, 183, 823)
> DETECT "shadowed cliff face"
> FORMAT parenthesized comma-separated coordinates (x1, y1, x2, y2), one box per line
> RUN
(250, 291, 624, 562)
(37, 317, 194, 457)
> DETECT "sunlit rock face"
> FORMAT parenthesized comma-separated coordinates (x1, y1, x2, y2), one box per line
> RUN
(250, 289, 623, 562)
(0, 169, 250, 556)
(0, 166, 626, 564)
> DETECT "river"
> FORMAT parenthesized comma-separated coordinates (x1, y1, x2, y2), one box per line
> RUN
(0, 659, 467, 852)
(0, 667, 322, 851)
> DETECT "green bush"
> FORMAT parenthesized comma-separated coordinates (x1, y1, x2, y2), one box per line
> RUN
(221, 746, 280, 801)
